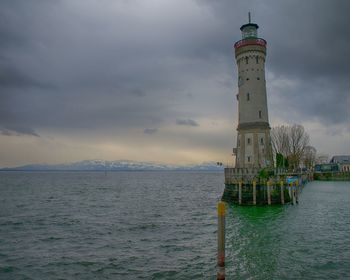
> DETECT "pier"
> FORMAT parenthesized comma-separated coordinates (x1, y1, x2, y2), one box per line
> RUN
(222, 168, 312, 205)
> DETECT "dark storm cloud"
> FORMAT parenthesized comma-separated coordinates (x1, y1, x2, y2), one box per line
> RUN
(144, 128, 158, 135)
(176, 119, 199, 127)
(1, 0, 349, 138)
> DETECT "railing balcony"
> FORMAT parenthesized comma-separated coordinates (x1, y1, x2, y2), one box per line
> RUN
(234, 38, 267, 49)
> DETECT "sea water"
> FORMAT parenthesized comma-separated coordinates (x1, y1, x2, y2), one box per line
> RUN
(0, 172, 349, 279)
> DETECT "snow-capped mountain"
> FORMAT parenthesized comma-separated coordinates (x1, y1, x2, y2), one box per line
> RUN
(1, 159, 225, 171)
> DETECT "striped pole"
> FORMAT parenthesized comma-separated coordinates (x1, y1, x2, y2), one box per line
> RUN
(217, 202, 226, 280)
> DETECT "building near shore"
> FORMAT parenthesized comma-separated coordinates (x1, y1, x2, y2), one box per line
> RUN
(330, 155, 350, 172)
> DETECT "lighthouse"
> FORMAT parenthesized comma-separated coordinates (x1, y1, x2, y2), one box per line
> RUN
(233, 14, 273, 169)
(222, 16, 297, 205)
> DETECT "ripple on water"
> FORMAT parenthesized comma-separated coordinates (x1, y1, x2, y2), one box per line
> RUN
(0, 173, 349, 279)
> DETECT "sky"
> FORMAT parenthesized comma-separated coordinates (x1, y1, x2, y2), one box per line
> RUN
(1, 0, 350, 167)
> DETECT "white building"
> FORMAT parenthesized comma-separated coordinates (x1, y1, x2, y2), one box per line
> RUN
(330, 155, 350, 172)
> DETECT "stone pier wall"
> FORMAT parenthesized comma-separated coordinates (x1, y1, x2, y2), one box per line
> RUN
(223, 167, 311, 205)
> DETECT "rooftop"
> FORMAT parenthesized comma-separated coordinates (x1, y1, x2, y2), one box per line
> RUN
(330, 155, 350, 164)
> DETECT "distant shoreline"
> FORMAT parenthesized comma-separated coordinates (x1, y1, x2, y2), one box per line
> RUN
(0, 169, 224, 173)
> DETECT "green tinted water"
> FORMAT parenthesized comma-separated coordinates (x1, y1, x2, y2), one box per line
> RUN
(226, 181, 350, 279)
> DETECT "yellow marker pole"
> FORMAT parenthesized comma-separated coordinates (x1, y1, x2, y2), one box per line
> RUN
(280, 181, 285, 205)
(217, 202, 226, 280)
(267, 181, 271, 205)
(238, 181, 242, 205)
(253, 180, 256, 205)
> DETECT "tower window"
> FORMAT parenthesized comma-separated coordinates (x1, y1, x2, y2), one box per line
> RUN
(247, 156, 251, 162)
(247, 138, 251, 145)
(259, 110, 262, 119)
(247, 93, 250, 101)
(246, 78, 250, 81)
(260, 138, 264, 145)
(256, 56, 259, 64)
(245, 57, 249, 64)
(238, 76, 243, 87)
(257, 77, 260, 80)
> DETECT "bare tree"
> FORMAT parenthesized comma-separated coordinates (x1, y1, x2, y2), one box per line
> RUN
(271, 124, 311, 170)
(271, 125, 290, 158)
(289, 124, 310, 170)
(302, 145, 317, 169)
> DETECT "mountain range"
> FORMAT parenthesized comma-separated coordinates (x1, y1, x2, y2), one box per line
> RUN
(1, 159, 225, 171)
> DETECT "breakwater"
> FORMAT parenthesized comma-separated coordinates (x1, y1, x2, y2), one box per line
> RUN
(222, 169, 311, 205)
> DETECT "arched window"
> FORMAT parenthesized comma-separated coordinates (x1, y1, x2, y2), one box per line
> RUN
(247, 93, 250, 101)
(256, 56, 259, 64)
(245, 57, 249, 64)
(259, 110, 262, 119)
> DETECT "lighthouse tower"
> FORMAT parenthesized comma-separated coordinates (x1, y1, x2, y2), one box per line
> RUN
(233, 15, 273, 169)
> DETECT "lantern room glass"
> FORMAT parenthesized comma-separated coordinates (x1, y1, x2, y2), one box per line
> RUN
(242, 26, 257, 39)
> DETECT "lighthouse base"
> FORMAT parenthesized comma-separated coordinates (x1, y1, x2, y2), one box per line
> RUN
(221, 182, 292, 205)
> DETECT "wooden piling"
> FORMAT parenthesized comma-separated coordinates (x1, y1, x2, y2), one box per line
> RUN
(295, 180, 299, 204)
(280, 181, 284, 205)
(253, 180, 256, 205)
(267, 181, 271, 205)
(217, 202, 226, 280)
(292, 183, 296, 205)
(288, 183, 293, 205)
(238, 181, 242, 205)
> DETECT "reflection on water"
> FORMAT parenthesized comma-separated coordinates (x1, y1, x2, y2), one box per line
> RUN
(225, 181, 350, 279)
(226, 205, 285, 279)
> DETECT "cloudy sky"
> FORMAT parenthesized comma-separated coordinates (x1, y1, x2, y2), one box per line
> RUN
(1, 0, 349, 167)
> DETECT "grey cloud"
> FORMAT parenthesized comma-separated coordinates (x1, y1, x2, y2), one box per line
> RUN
(0, 125, 39, 137)
(0, 63, 48, 88)
(144, 128, 158, 135)
(0, 0, 349, 142)
(176, 119, 199, 127)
